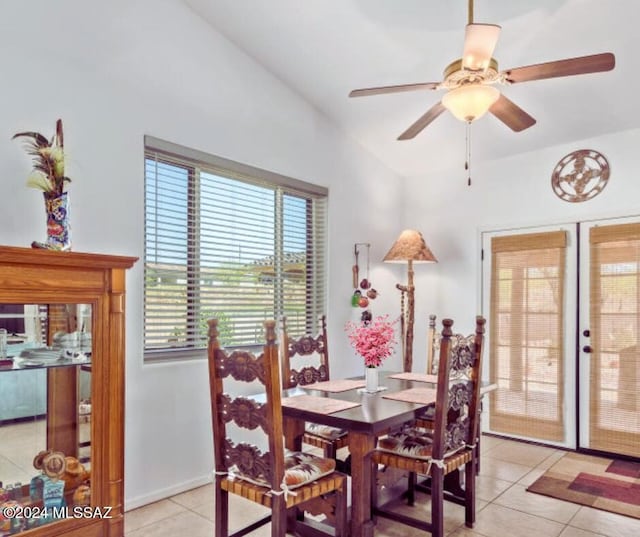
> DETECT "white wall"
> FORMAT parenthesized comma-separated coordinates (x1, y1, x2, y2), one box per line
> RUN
(404, 127, 640, 369)
(0, 0, 407, 508)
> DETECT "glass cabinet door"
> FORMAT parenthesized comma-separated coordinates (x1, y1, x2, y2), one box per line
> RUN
(0, 303, 92, 534)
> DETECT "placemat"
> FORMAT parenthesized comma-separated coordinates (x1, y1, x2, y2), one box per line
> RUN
(388, 372, 438, 383)
(281, 394, 361, 414)
(382, 387, 437, 405)
(303, 379, 366, 392)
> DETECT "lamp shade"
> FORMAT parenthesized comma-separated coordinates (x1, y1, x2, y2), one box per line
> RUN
(383, 229, 437, 264)
(442, 84, 500, 123)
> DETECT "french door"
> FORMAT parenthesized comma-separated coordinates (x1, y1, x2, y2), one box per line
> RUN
(482, 217, 640, 458)
(579, 219, 640, 457)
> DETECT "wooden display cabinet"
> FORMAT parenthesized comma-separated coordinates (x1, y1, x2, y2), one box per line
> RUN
(0, 246, 136, 537)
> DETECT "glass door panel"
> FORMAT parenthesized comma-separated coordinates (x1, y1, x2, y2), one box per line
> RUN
(482, 225, 578, 448)
(0, 303, 92, 534)
(580, 220, 640, 457)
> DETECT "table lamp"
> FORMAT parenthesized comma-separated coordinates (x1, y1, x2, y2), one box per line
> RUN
(383, 229, 437, 372)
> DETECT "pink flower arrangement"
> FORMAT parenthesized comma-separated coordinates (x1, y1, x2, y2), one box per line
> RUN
(345, 315, 397, 368)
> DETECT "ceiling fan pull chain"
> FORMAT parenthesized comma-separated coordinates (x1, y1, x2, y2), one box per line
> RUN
(465, 121, 472, 186)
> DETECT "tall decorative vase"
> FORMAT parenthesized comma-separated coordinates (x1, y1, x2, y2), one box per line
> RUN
(365, 367, 379, 393)
(34, 192, 71, 251)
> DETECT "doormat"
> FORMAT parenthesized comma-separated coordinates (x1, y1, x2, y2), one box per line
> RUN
(527, 452, 640, 519)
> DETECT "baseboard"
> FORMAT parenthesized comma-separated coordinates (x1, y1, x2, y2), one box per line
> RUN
(124, 474, 212, 511)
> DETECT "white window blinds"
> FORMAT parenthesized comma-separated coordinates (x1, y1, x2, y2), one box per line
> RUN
(144, 137, 327, 358)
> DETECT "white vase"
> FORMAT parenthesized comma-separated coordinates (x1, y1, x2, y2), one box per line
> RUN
(365, 367, 378, 393)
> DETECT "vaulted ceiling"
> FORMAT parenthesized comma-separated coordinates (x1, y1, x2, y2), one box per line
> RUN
(183, 0, 638, 177)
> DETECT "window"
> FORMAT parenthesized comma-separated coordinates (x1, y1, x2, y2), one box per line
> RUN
(144, 136, 327, 359)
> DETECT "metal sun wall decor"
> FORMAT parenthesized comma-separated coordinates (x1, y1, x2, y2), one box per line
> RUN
(551, 149, 610, 202)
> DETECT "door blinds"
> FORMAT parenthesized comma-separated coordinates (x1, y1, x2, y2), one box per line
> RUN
(589, 223, 640, 457)
(489, 231, 567, 441)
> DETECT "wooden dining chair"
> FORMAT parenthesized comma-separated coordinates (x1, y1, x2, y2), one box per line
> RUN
(419, 314, 486, 473)
(370, 316, 486, 537)
(280, 315, 349, 460)
(207, 318, 348, 537)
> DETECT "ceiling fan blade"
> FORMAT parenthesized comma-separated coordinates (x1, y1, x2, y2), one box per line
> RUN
(462, 23, 501, 71)
(489, 94, 536, 132)
(349, 82, 439, 98)
(503, 52, 615, 83)
(397, 102, 447, 140)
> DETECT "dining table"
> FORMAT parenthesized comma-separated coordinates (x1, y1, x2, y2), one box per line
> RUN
(281, 370, 440, 537)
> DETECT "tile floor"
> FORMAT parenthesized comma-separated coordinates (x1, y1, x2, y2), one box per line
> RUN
(124, 435, 640, 537)
(0, 419, 47, 485)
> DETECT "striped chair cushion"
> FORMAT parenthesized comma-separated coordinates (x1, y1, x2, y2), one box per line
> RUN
(305, 422, 348, 441)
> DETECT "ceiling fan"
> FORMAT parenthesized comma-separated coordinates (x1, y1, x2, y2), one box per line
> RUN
(348, 0, 615, 140)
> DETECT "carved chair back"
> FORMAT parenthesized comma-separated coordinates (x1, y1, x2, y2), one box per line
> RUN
(430, 316, 486, 460)
(280, 315, 330, 390)
(427, 314, 481, 375)
(208, 318, 285, 491)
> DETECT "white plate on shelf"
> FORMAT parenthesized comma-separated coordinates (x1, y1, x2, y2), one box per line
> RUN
(20, 360, 44, 368)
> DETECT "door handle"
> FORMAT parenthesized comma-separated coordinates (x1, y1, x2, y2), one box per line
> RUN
(583, 345, 592, 353)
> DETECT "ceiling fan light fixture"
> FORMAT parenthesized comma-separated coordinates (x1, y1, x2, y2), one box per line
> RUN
(442, 84, 500, 122)
(348, 0, 615, 138)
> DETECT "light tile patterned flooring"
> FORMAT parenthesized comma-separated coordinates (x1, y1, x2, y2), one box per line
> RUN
(124, 435, 640, 537)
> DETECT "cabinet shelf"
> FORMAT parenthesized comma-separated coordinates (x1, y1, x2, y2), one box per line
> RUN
(0, 357, 91, 373)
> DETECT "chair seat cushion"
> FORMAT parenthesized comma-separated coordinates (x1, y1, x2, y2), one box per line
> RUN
(284, 451, 336, 488)
(231, 450, 336, 490)
(378, 426, 468, 461)
(305, 422, 348, 441)
(377, 427, 435, 460)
